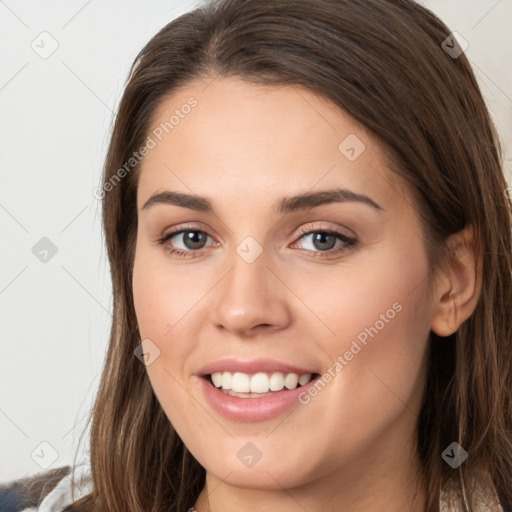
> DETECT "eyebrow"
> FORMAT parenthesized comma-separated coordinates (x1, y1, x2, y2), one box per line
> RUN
(141, 187, 383, 214)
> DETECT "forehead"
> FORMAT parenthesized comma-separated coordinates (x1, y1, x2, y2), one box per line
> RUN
(136, 76, 411, 213)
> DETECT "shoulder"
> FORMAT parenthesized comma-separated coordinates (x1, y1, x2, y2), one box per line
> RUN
(0, 464, 92, 512)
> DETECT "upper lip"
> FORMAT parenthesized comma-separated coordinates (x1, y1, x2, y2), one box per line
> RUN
(197, 358, 318, 376)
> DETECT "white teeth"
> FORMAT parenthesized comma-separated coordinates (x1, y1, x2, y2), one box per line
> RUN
(211, 372, 222, 387)
(250, 372, 269, 393)
(299, 373, 312, 386)
(269, 372, 284, 391)
(284, 373, 299, 389)
(209, 371, 314, 393)
(221, 372, 232, 390)
(232, 372, 250, 393)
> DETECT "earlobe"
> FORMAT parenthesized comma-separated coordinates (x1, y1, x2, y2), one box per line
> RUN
(430, 225, 483, 337)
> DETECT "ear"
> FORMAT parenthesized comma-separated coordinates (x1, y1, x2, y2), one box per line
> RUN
(430, 224, 483, 337)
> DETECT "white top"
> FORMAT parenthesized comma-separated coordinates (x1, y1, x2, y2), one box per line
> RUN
(20, 463, 93, 512)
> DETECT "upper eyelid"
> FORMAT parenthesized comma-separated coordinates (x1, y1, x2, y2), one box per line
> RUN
(295, 223, 355, 238)
(162, 224, 218, 243)
(162, 222, 353, 237)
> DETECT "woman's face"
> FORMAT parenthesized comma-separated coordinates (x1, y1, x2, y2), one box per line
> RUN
(132, 76, 436, 496)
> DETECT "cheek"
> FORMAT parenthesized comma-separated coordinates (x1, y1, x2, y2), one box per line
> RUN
(284, 241, 430, 357)
(132, 243, 210, 425)
(315, 244, 432, 421)
(132, 242, 204, 341)
(290, 237, 431, 405)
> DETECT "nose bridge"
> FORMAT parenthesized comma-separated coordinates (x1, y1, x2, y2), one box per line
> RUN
(211, 236, 290, 334)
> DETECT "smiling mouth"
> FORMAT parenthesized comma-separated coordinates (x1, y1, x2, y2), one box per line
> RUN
(204, 371, 320, 398)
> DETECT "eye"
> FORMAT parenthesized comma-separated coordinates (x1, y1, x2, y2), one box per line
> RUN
(291, 226, 357, 258)
(155, 227, 217, 257)
(154, 224, 357, 259)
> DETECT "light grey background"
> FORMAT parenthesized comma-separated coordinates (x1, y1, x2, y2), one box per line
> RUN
(1, 0, 511, 482)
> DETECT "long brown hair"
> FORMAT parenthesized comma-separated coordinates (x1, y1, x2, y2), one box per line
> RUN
(64, 0, 512, 510)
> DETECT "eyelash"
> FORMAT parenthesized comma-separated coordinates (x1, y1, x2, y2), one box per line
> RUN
(154, 224, 357, 259)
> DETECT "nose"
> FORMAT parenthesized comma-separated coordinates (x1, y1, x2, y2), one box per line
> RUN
(210, 246, 292, 338)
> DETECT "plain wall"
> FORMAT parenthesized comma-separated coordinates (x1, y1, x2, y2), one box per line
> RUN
(1, 0, 511, 482)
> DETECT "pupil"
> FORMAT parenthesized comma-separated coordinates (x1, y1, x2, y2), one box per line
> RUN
(313, 232, 336, 251)
(184, 231, 206, 249)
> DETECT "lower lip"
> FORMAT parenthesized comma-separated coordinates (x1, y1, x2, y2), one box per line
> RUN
(198, 376, 320, 422)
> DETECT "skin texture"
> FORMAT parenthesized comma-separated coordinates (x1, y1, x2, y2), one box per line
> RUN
(132, 76, 481, 512)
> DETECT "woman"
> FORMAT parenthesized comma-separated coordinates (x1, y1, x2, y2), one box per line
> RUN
(11, 0, 512, 510)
